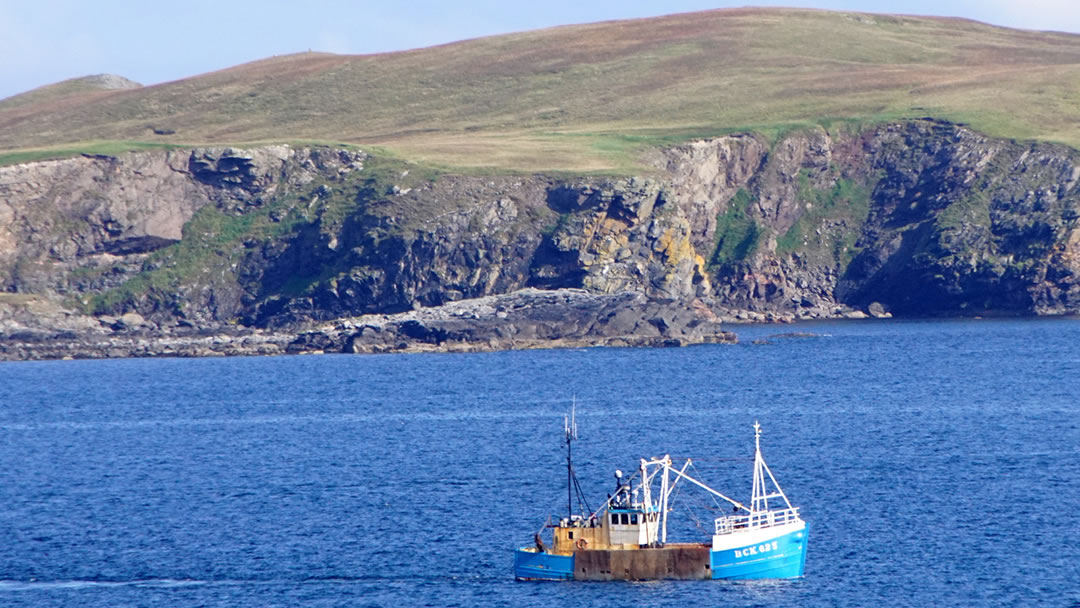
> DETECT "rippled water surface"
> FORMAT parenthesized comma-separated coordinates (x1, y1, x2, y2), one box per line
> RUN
(1, 319, 1078, 607)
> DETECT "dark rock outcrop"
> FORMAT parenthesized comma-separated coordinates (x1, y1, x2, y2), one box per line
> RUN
(0, 289, 736, 360)
(325, 289, 737, 353)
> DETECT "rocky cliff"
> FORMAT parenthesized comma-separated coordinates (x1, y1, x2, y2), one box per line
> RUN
(2, 120, 1079, 359)
(704, 121, 1080, 317)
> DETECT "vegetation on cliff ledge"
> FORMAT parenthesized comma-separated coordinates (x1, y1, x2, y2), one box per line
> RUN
(777, 171, 872, 267)
(83, 156, 441, 317)
(710, 188, 761, 269)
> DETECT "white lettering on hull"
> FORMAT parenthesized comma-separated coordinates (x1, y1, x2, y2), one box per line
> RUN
(734, 540, 779, 559)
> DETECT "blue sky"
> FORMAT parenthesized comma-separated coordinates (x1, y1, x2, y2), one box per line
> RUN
(1, 0, 1078, 100)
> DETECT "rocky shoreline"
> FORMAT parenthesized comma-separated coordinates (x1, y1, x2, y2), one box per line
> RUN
(0, 288, 899, 361)
(0, 289, 726, 360)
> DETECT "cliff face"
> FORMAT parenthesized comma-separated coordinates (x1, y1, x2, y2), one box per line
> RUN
(2, 120, 1079, 345)
(715, 121, 1080, 317)
(0, 146, 362, 300)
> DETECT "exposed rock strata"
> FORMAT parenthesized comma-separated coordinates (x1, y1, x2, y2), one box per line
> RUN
(2, 120, 1080, 360)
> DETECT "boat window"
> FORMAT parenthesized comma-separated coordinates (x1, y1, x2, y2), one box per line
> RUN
(620, 513, 629, 525)
(611, 513, 618, 525)
(568, 531, 574, 540)
(630, 513, 638, 525)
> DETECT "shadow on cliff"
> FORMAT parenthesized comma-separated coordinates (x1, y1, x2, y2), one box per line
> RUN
(525, 185, 595, 289)
(835, 154, 1048, 316)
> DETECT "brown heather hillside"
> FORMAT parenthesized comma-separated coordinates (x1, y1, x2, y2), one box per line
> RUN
(2, 7, 1080, 171)
(0, 74, 141, 112)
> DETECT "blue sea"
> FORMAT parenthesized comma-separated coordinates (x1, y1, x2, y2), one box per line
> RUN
(1, 319, 1078, 607)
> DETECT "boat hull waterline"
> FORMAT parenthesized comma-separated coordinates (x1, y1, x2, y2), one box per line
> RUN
(515, 522, 808, 581)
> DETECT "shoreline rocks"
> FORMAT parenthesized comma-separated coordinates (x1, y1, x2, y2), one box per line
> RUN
(0, 287, 977, 362)
(1, 289, 743, 361)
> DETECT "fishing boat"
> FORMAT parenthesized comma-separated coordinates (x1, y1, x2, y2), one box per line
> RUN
(513, 414, 808, 581)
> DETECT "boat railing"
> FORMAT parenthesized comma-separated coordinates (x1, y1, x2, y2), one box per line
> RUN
(714, 507, 801, 535)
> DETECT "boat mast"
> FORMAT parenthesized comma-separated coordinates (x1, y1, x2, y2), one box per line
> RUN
(660, 456, 671, 544)
(563, 399, 592, 519)
(751, 421, 795, 513)
(565, 401, 575, 517)
(640, 458, 654, 542)
(752, 421, 765, 513)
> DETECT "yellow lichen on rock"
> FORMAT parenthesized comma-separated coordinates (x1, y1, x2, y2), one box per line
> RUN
(693, 254, 712, 293)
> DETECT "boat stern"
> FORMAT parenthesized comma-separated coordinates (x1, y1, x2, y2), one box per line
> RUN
(513, 547, 574, 581)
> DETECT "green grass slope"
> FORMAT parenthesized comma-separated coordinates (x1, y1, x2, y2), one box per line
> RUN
(2, 7, 1079, 171)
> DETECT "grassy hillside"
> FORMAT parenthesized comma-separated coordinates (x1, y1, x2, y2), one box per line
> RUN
(0, 74, 140, 111)
(2, 7, 1080, 171)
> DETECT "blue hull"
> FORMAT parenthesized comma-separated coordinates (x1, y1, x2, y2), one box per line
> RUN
(710, 524, 809, 580)
(513, 548, 574, 580)
(515, 524, 807, 581)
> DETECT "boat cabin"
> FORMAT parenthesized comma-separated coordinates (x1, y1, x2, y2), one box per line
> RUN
(550, 474, 661, 554)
